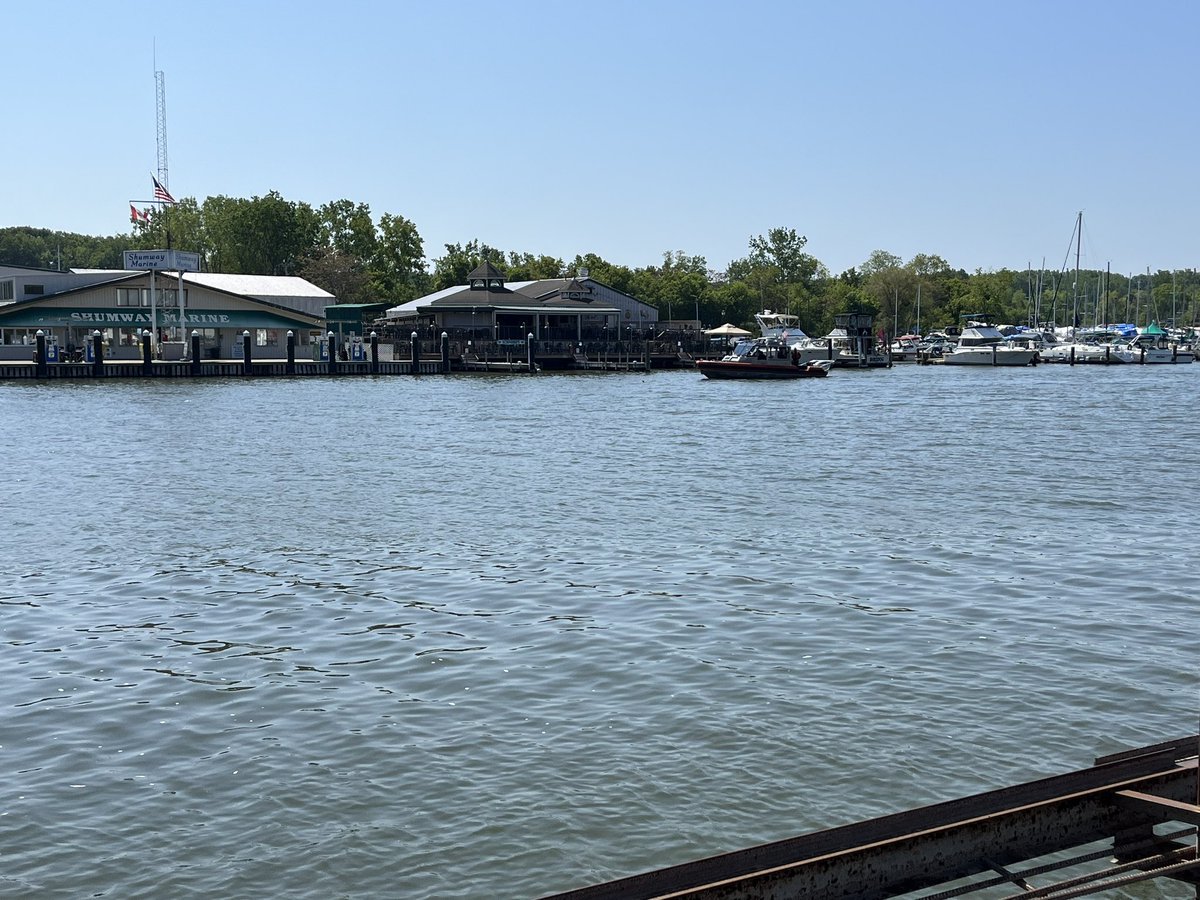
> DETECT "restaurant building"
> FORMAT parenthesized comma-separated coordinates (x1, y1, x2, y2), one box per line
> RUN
(384, 263, 656, 341)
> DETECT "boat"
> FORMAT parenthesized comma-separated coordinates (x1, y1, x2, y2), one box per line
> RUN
(1124, 322, 1194, 364)
(941, 317, 1038, 366)
(697, 337, 833, 379)
(1037, 328, 1135, 364)
(889, 333, 924, 362)
(788, 313, 891, 368)
(753, 309, 810, 344)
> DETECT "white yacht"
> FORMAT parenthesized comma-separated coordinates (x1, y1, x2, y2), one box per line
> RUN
(754, 310, 810, 344)
(942, 319, 1037, 366)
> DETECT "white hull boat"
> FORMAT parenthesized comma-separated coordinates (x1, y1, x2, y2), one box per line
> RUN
(942, 319, 1037, 366)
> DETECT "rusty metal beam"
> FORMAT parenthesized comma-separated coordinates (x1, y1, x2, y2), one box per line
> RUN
(1112, 789, 1200, 826)
(543, 735, 1199, 900)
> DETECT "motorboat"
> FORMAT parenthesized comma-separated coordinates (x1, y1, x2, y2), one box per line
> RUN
(803, 326, 891, 368)
(1036, 329, 1134, 364)
(787, 313, 891, 368)
(754, 309, 810, 344)
(698, 337, 833, 379)
(889, 334, 923, 363)
(1124, 323, 1193, 364)
(942, 318, 1037, 366)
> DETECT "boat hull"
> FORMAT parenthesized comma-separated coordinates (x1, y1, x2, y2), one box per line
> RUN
(942, 348, 1037, 366)
(697, 360, 829, 379)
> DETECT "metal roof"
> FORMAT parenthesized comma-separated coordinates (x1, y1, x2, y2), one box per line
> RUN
(185, 273, 334, 302)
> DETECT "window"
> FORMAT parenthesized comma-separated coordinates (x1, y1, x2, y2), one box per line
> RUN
(118, 288, 188, 307)
(0, 280, 13, 301)
(24, 284, 44, 296)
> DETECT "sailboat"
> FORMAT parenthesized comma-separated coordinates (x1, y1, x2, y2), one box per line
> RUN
(1039, 212, 1135, 364)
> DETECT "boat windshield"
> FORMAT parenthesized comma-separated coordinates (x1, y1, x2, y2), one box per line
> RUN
(959, 334, 1000, 347)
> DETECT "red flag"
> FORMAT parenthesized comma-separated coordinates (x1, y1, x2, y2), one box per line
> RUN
(130, 203, 139, 223)
(152, 175, 175, 203)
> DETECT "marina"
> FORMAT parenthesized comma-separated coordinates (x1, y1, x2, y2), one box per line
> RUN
(6, 10, 1199, 896)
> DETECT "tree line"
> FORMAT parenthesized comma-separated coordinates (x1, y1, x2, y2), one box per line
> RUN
(3, 194, 1197, 336)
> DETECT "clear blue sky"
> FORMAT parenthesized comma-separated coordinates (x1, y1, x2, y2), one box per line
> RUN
(6, 0, 1198, 278)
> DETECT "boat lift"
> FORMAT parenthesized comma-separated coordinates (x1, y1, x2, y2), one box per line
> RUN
(544, 735, 1199, 899)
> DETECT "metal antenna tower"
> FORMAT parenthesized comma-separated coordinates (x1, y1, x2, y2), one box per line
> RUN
(155, 67, 169, 191)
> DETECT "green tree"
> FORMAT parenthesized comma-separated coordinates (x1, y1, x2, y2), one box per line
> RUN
(298, 247, 370, 304)
(859, 250, 914, 335)
(504, 252, 565, 281)
(567, 253, 635, 294)
(371, 213, 427, 301)
(431, 240, 505, 290)
(748, 226, 821, 285)
(318, 200, 377, 262)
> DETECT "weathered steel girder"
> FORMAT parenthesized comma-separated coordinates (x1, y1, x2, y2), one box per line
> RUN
(546, 735, 1199, 900)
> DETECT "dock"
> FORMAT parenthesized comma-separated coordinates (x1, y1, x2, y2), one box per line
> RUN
(544, 735, 1199, 900)
(0, 331, 698, 380)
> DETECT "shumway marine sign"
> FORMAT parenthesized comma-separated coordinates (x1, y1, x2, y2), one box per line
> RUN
(122, 249, 201, 271)
(69, 311, 233, 326)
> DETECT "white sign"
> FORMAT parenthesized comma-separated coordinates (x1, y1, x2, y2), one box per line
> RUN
(123, 249, 201, 271)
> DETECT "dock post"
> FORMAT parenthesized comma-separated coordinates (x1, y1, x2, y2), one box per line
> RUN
(35, 330, 48, 378)
(191, 331, 201, 376)
(370, 331, 379, 374)
(286, 330, 296, 375)
(527, 332, 535, 373)
(441, 332, 450, 373)
(328, 331, 339, 375)
(1069, 345, 1076, 365)
(141, 329, 153, 375)
(411, 331, 420, 375)
(241, 331, 252, 375)
(92, 330, 104, 377)
(992, 344, 997, 366)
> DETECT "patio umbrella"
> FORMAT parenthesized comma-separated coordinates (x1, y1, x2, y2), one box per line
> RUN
(703, 323, 752, 337)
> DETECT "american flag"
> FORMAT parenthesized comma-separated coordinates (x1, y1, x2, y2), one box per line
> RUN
(152, 175, 176, 204)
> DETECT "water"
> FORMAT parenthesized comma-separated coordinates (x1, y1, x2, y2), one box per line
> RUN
(1, 365, 1196, 898)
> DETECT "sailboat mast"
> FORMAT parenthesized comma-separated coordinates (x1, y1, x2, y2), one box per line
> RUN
(1104, 262, 1110, 329)
(1071, 211, 1082, 332)
(1166, 270, 1176, 328)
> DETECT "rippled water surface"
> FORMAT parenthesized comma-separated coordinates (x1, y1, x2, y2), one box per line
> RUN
(1, 365, 1196, 898)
